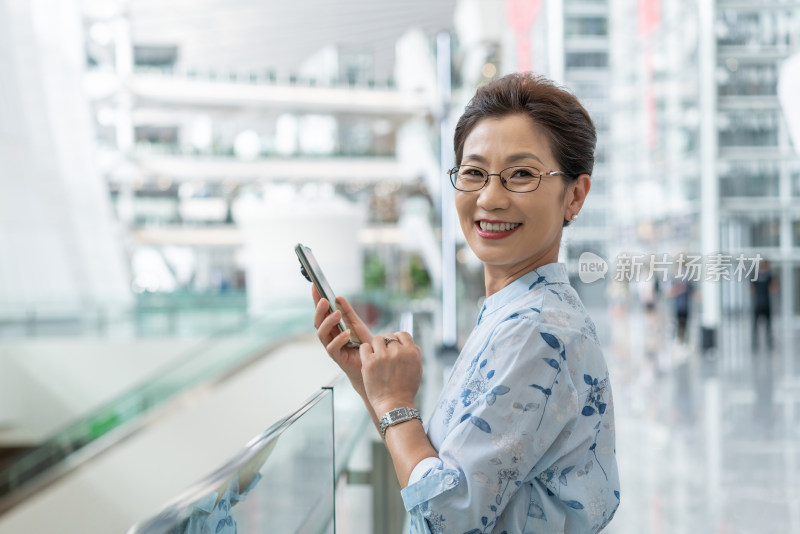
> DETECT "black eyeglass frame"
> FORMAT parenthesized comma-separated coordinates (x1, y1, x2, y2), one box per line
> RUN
(447, 164, 570, 193)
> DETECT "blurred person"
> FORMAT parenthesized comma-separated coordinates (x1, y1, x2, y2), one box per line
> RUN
(312, 73, 619, 533)
(751, 259, 777, 351)
(671, 270, 693, 344)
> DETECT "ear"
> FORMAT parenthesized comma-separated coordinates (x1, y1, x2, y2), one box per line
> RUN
(565, 174, 591, 219)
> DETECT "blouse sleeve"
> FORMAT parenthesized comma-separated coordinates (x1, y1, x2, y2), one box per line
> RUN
(400, 317, 618, 533)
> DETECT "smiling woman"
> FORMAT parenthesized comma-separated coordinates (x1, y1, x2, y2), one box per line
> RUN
(311, 73, 619, 534)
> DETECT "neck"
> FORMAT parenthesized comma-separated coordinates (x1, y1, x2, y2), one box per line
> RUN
(483, 254, 559, 297)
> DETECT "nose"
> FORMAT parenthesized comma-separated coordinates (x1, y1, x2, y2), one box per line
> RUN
(476, 174, 511, 210)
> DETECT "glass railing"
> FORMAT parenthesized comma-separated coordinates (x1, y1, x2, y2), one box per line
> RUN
(0, 303, 316, 510)
(0, 288, 425, 531)
(0, 291, 249, 339)
(128, 384, 337, 534)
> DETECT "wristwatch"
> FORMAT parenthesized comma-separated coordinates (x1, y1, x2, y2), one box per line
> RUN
(379, 407, 421, 438)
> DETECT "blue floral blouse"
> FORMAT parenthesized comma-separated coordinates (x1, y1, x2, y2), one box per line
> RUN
(400, 263, 620, 533)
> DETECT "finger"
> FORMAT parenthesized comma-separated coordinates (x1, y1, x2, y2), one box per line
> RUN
(314, 297, 333, 329)
(326, 329, 351, 356)
(318, 309, 343, 343)
(359, 340, 374, 365)
(336, 296, 373, 340)
(371, 334, 390, 353)
(394, 331, 414, 345)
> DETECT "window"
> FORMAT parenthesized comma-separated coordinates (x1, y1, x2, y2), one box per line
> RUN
(718, 111, 780, 148)
(717, 10, 796, 47)
(719, 160, 780, 198)
(566, 52, 608, 69)
(750, 219, 780, 248)
(717, 62, 778, 97)
(133, 45, 178, 67)
(565, 16, 608, 36)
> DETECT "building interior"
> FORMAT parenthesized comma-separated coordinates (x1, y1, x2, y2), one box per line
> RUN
(0, 0, 799, 532)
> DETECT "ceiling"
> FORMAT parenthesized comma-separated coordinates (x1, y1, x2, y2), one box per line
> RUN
(111, 0, 458, 80)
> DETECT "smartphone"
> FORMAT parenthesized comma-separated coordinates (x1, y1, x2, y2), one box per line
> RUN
(295, 243, 362, 348)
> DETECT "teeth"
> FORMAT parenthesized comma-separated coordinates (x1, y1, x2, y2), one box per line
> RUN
(479, 221, 520, 233)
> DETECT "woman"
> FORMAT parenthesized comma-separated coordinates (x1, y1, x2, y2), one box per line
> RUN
(312, 73, 620, 533)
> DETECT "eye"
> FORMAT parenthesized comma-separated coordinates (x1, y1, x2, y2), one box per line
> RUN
(510, 167, 535, 178)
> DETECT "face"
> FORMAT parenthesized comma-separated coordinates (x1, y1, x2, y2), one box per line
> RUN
(455, 114, 579, 285)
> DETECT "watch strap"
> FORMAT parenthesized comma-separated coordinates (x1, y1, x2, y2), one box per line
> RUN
(379, 407, 421, 438)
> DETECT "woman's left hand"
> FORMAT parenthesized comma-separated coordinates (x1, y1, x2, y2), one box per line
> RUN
(359, 332, 423, 416)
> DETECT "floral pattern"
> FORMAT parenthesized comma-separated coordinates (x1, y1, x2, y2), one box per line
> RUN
(401, 263, 620, 534)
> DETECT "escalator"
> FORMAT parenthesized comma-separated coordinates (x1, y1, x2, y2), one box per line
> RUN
(0, 304, 348, 532)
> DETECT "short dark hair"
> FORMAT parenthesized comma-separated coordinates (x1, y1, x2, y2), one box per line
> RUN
(453, 73, 596, 225)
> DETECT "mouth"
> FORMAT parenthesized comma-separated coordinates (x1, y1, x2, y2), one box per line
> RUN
(475, 220, 522, 239)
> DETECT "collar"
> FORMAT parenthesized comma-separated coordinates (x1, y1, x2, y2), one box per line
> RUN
(477, 262, 569, 324)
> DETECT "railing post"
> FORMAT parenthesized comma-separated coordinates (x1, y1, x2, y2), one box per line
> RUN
(371, 440, 405, 534)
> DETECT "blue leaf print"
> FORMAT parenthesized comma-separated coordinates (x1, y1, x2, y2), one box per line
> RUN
(470, 416, 492, 433)
(486, 394, 496, 406)
(559, 465, 575, 486)
(582, 406, 596, 416)
(216, 519, 226, 533)
(528, 499, 546, 519)
(487, 369, 495, 379)
(530, 384, 546, 392)
(461, 389, 472, 399)
(481, 516, 488, 526)
(564, 500, 585, 510)
(461, 413, 472, 423)
(584, 374, 593, 385)
(480, 359, 487, 368)
(225, 516, 232, 526)
(492, 385, 510, 395)
(528, 275, 546, 289)
(599, 402, 607, 414)
(508, 312, 519, 319)
(530, 307, 541, 313)
(614, 490, 621, 500)
(560, 349, 566, 360)
(464, 530, 482, 534)
(540, 332, 560, 349)
(490, 505, 497, 512)
(496, 494, 502, 505)
(548, 289, 563, 300)
(545, 358, 560, 370)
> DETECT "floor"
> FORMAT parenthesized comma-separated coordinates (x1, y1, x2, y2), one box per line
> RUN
(599, 302, 800, 534)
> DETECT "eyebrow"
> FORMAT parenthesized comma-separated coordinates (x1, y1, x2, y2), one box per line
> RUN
(463, 152, 546, 166)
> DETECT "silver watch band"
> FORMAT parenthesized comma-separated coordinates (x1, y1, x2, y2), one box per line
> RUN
(379, 407, 421, 438)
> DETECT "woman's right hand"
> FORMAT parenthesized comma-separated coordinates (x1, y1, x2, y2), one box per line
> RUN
(312, 285, 373, 396)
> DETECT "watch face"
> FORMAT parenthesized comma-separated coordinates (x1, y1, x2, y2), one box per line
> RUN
(389, 408, 408, 422)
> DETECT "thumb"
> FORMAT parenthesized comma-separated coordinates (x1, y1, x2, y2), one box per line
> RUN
(336, 296, 372, 340)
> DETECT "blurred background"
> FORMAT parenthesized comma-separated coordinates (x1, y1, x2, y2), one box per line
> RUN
(0, 0, 799, 532)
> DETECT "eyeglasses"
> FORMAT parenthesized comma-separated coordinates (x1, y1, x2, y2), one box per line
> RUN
(447, 164, 568, 193)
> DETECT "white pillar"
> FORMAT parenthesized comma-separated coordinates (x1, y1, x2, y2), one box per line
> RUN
(546, 0, 564, 84)
(698, 0, 720, 345)
(438, 32, 458, 350)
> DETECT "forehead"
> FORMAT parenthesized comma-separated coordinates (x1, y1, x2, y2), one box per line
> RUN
(463, 114, 553, 162)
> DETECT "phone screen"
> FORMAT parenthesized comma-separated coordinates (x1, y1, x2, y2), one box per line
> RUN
(302, 246, 338, 305)
(295, 243, 361, 347)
